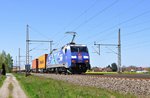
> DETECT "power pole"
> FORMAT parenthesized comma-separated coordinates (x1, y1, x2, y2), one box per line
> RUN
(26, 24, 30, 65)
(18, 48, 21, 72)
(25, 24, 53, 76)
(94, 29, 121, 73)
(118, 29, 121, 72)
(26, 24, 30, 76)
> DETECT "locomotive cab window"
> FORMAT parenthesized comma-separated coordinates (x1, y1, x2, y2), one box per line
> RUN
(65, 48, 67, 53)
(71, 46, 88, 52)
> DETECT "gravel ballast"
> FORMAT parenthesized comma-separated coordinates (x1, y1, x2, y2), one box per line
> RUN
(33, 74, 150, 97)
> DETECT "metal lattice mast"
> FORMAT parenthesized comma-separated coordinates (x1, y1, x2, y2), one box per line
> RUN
(94, 29, 121, 73)
(118, 29, 121, 72)
(19, 48, 21, 72)
(26, 24, 29, 65)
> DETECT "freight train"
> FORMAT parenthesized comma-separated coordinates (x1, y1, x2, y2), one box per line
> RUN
(32, 43, 91, 74)
(32, 33, 91, 74)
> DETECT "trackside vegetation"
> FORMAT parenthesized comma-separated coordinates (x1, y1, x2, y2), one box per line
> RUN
(0, 50, 13, 73)
(0, 75, 6, 87)
(14, 73, 135, 98)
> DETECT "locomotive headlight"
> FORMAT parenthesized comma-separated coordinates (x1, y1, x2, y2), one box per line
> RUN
(71, 56, 77, 59)
(83, 56, 89, 59)
(72, 60, 76, 63)
(85, 60, 89, 63)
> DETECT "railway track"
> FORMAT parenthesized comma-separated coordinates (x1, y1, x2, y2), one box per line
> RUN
(32, 72, 150, 80)
(84, 73, 150, 80)
(33, 73, 150, 97)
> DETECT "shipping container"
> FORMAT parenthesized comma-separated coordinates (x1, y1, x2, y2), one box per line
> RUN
(32, 59, 38, 73)
(38, 54, 48, 69)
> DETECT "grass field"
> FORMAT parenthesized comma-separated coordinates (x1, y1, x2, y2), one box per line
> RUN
(14, 73, 136, 98)
(0, 75, 6, 87)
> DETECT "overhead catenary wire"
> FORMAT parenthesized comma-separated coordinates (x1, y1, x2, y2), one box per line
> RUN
(82, 9, 150, 45)
(50, 0, 99, 41)
(84, 0, 144, 33)
(30, 43, 44, 52)
(119, 19, 150, 29)
(72, 0, 119, 31)
(63, 0, 99, 31)
(27, 0, 149, 64)
(28, 25, 51, 40)
(54, 35, 68, 48)
(122, 27, 150, 38)
(79, 0, 147, 44)
(97, 18, 150, 42)
(123, 39, 150, 50)
(95, 26, 150, 44)
(28, 25, 53, 49)
(105, 46, 118, 55)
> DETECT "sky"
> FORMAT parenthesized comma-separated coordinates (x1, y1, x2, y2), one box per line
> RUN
(0, 0, 150, 69)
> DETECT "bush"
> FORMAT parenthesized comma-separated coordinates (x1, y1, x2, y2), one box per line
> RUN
(0, 75, 6, 87)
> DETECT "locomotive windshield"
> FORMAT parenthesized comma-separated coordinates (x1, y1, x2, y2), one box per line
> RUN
(70, 46, 88, 52)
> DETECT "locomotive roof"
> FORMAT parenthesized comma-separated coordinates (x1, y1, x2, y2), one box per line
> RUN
(61, 44, 87, 49)
(69, 44, 87, 47)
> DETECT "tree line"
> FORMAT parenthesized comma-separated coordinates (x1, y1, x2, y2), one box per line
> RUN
(0, 50, 13, 73)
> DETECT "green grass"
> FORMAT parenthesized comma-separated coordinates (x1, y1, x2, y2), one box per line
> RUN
(86, 71, 118, 75)
(0, 75, 6, 87)
(14, 73, 136, 98)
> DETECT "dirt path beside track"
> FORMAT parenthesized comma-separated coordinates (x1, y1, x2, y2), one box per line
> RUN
(0, 73, 28, 98)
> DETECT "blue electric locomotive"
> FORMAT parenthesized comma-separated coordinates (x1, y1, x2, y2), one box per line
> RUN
(46, 43, 91, 74)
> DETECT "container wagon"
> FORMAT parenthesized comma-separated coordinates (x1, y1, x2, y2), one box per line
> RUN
(32, 59, 38, 73)
(38, 54, 48, 72)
